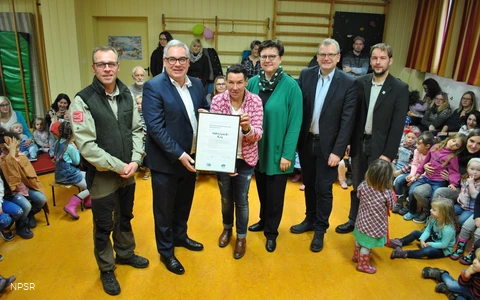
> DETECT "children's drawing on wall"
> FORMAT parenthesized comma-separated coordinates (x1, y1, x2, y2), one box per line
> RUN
(108, 36, 142, 60)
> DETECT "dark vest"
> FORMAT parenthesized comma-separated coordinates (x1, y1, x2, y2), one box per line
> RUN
(76, 76, 134, 187)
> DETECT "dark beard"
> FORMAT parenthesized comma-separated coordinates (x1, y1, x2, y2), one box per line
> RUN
(373, 69, 387, 77)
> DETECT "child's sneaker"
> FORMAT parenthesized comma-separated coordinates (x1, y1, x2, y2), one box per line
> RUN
(413, 211, 428, 224)
(398, 206, 409, 215)
(403, 212, 418, 221)
(422, 267, 445, 281)
(392, 202, 403, 214)
(388, 238, 403, 249)
(0, 230, 14, 242)
(435, 282, 448, 293)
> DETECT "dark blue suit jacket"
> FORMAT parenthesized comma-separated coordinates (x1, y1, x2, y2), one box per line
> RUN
(297, 66, 357, 160)
(142, 73, 206, 174)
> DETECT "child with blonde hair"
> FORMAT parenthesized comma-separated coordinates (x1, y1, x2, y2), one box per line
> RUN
(352, 159, 395, 274)
(10, 122, 38, 160)
(390, 197, 456, 259)
(33, 117, 50, 152)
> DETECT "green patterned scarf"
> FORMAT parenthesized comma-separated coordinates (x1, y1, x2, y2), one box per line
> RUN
(258, 65, 284, 92)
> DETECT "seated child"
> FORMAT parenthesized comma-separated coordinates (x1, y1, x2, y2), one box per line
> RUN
(390, 197, 456, 259)
(455, 158, 480, 226)
(52, 121, 91, 220)
(0, 175, 23, 242)
(10, 122, 38, 161)
(0, 130, 47, 236)
(33, 117, 50, 152)
(404, 133, 465, 223)
(393, 130, 433, 214)
(422, 247, 480, 300)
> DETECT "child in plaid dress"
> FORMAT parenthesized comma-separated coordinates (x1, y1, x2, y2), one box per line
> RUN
(352, 159, 395, 274)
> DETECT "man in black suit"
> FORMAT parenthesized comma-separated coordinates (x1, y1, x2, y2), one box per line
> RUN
(335, 43, 409, 234)
(291, 38, 357, 252)
(142, 40, 207, 275)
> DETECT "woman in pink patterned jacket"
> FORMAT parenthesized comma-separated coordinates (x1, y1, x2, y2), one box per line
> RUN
(210, 64, 263, 259)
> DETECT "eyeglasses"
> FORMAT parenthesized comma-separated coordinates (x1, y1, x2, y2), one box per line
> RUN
(318, 53, 338, 59)
(94, 62, 118, 69)
(159, 38, 168, 41)
(260, 55, 278, 61)
(165, 57, 189, 65)
(462, 97, 473, 101)
(216, 83, 226, 86)
(0, 103, 9, 107)
(434, 97, 445, 101)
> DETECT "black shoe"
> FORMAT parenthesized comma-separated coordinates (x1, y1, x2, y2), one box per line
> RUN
(310, 232, 324, 252)
(266, 239, 276, 252)
(0, 230, 14, 242)
(248, 222, 264, 232)
(174, 238, 204, 251)
(115, 254, 149, 268)
(100, 271, 120, 295)
(290, 219, 314, 234)
(335, 221, 355, 234)
(15, 221, 34, 239)
(160, 255, 185, 275)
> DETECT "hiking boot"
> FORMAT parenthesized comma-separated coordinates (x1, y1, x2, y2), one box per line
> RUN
(388, 238, 403, 249)
(0, 230, 14, 242)
(15, 220, 33, 239)
(390, 248, 408, 259)
(413, 211, 428, 224)
(435, 282, 449, 294)
(100, 271, 120, 295)
(422, 267, 445, 281)
(115, 254, 149, 268)
(403, 212, 418, 221)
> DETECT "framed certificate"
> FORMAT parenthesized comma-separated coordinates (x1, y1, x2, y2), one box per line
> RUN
(195, 112, 240, 173)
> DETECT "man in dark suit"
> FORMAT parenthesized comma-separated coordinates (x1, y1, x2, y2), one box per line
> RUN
(142, 40, 207, 275)
(335, 43, 409, 234)
(291, 38, 357, 252)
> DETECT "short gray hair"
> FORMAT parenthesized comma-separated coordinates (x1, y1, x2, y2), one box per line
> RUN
(163, 40, 190, 58)
(92, 46, 118, 64)
(131, 66, 146, 76)
(318, 38, 340, 54)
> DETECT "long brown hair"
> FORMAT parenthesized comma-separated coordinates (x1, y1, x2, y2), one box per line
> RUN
(431, 132, 466, 166)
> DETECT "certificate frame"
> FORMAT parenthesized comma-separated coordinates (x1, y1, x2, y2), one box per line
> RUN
(195, 112, 240, 173)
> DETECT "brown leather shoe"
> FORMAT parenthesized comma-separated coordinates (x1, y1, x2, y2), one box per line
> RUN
(234, 238, 246, 259)
(218, 229, 232, 248)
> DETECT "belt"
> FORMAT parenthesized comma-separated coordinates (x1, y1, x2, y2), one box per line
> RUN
(308, 133, 321, 140)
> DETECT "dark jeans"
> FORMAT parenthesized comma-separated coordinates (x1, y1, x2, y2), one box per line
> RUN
(216, 159, 254, 237)
(299, 138, 338, 233)
(400, 230, 446, 259)
(91, 183, 136, 271)
(408, 178, 448, 213)
(349, 136, 375, 223)
(254, 169, 289, 240)
(151, 169, 196, 257)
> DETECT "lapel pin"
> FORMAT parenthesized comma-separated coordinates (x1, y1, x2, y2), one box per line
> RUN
(382, 91, 386, 95)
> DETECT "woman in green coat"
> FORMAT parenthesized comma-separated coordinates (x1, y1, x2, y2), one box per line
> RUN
(246, 40, 303, 252)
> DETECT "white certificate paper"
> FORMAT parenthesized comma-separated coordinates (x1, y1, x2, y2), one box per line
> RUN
(195, 112, 240, 173)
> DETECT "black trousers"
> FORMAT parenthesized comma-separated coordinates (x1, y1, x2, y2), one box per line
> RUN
(299, 138, 338, 233)
(349, 136, 376, 223)
(91, 183, 136, 272)
(151, 169, 196, 257)
(254, 170, 289, 240)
